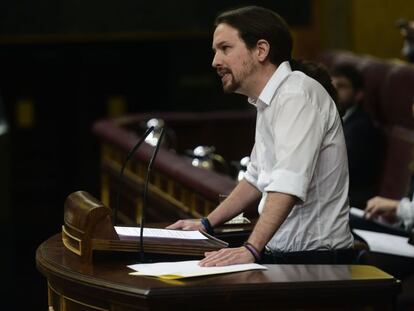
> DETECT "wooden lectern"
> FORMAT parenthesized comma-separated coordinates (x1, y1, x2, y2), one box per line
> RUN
(37, 233, 401, 311)
(62, 191, 228, 262)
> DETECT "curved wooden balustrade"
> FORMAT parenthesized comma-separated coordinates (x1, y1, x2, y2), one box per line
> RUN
(92, 110, 257, 224)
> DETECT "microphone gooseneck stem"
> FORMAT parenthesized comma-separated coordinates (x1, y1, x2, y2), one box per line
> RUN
(113, 126, 155, 225)
(140, 127, 165, 263)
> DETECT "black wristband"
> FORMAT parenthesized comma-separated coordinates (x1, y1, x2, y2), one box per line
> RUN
(200, 217, 214, 235)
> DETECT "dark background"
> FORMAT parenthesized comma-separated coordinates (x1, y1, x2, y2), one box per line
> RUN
(0, 1, 311, 308)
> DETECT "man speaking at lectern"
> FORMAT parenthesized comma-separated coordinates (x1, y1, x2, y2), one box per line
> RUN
(168, 6, 354, 266)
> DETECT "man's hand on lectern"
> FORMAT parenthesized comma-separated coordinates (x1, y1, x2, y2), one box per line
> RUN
(166, 219, 204, 231)
(199, 247, 255, 267)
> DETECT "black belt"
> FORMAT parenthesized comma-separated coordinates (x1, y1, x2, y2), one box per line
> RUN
(262, 248, 357, 264)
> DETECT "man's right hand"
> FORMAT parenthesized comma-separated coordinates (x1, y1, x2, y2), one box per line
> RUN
(166, 219, 205, 231)
(365, 196, 399, 220)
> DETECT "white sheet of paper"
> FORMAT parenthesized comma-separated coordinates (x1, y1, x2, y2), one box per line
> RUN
(353, 229, 414, 258)
(115, 226, 207, 240)
(350, 207, 365, 218)
(128, 260, 267, 279)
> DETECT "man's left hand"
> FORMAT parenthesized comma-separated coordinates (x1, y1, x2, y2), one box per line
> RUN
(199, 246, 255, 267)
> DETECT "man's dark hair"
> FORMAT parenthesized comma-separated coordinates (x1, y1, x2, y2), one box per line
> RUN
(214, 6, 293, 66)
(330, 64, 364, 91)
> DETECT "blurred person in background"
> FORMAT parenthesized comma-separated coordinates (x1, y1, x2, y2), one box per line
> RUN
(331, 64, 384, 208)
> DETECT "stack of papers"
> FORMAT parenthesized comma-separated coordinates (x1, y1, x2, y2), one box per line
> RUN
(128, 260, 267, 280)
(115, 226, 208, 239)
(353, 229, 414, 258)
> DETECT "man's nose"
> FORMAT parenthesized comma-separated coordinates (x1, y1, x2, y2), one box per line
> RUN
(212, 52, 220, 68)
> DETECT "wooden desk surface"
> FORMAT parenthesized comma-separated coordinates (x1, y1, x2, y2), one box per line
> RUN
(36, 234, 400, 311)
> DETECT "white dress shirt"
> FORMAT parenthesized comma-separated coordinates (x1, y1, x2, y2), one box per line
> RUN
(398, 196, 414, 230)
(244, 61, 354, 252)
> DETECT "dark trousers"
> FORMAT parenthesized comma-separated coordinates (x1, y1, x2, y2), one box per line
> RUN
(261, 248, 358, 264)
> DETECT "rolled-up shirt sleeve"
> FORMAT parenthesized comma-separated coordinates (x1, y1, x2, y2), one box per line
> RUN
(244, 143, 260, 190)
(264, 92, 325, 202)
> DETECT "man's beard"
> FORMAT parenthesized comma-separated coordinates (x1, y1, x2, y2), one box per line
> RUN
(218, 69, 240, 93)
(218, 59, 254, 94)
(222, 73, 240, 93)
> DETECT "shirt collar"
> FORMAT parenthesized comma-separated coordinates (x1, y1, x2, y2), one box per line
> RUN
(248, 61, 292, 107)
(342, 105, 358, 122)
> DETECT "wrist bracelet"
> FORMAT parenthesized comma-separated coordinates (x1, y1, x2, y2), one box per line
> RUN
(243, 242, 261, 262)
(200, 217, 214, 235)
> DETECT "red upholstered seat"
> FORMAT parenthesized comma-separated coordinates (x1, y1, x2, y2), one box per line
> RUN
(317, 50, 394, 122)
(380, 64, 414, 129)
(358, 58, 393, 122)
(378, 125, 414, 199)
(317, 50, 414, 198)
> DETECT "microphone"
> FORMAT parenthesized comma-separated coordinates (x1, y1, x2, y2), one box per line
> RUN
(113, 126, 155, 225)
(140, 127, 165, 262)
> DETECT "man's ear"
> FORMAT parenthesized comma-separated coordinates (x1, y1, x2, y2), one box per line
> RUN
(256, 39, 270, 62)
